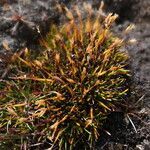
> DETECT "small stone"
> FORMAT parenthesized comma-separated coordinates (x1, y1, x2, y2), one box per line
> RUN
(136, 145, 144, 150)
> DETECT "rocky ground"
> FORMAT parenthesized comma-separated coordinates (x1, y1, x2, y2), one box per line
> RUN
(0, 0, 149, 149)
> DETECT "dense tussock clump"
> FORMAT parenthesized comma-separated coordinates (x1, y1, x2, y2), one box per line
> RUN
(0, 4, 130, 149)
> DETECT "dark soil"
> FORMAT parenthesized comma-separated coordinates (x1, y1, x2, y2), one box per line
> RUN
(0, 0, 149, 149)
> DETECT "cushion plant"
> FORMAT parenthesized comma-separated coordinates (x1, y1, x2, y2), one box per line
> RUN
(0, 4, 129, 150)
